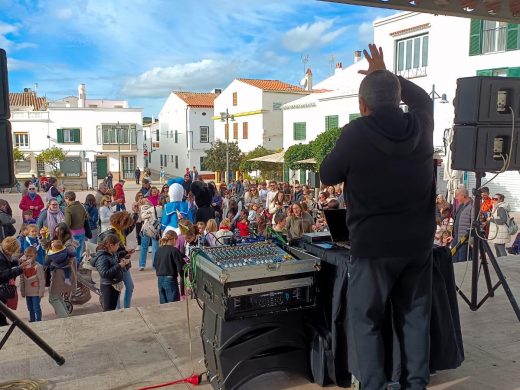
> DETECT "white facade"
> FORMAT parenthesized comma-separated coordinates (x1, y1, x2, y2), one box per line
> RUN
(154, 92, 216, 178)
(282, 11, 520, 208)
(214, 79, 310, 154)
(10, 85, 142, 188)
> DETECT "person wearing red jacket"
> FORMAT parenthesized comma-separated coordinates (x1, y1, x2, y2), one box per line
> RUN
(113, 180, 126, 211)
(19, 184, 45, 219)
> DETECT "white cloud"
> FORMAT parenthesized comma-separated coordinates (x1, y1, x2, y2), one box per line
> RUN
(0, 21, 37, 52)
(282, 20, 348, 53)
(7, 58, 36, 71)
(56, 8, 73, 20)
(357, 21, 374, 45)
(122, 59, 242, 98)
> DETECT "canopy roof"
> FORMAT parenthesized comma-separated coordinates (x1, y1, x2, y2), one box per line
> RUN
(322, 0, 520, 23)
(248, 151, 285, 163)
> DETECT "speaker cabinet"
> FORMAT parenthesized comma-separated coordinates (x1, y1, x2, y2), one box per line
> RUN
(201, 306, 310, 390)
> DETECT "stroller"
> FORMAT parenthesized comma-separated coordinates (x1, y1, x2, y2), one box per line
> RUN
(63, 242, 103, 313)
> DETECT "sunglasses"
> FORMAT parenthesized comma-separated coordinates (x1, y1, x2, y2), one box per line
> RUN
(492, 197, 500, 201)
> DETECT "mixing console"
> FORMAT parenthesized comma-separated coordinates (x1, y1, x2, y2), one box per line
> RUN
(203, 241, 294, 269)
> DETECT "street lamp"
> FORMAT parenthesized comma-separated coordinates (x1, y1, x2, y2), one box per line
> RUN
(220, 109, 235, 183)
(430, 84, 448, 108)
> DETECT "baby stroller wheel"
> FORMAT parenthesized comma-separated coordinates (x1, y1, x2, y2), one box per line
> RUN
(65, 298, 73, 314)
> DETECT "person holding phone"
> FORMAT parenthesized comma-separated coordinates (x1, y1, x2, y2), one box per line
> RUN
(91, 234, 128, 311)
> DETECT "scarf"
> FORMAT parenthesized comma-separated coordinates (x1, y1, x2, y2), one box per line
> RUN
(112, 226, 126, 246)
(46, 208, 65, 239)
(28, 192, 36, 201)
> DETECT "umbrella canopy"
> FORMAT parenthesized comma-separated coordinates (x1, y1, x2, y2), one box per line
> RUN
(248, 151, 285, 163)
(294, 158, 316, 164)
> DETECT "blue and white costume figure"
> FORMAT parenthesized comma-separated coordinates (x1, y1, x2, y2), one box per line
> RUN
(162, 177, 194, 235)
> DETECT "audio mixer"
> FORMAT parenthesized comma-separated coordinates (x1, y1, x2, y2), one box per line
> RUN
(194, 241, 320, 320)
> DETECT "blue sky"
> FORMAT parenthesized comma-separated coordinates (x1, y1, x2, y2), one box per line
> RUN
(1, 0, 396, 116)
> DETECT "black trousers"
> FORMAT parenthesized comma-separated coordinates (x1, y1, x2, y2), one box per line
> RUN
(347, 251, 433, 390)
(101, 284, 120, 312)
(135, 222, 143, 246)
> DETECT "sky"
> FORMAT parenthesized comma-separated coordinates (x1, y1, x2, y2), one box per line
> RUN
(0, 0, 396, 116)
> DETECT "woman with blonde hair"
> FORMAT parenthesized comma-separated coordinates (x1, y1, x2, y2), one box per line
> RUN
(99, 195, 115, 233)
(0, 237, 30, 326)
(154, 230, 184, 303)
(205, 219, 218, 247)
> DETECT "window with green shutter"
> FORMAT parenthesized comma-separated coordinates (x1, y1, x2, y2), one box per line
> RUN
(325, 115, 339, 131)
(293, 122, 306, 141)
(349, 113, 361, 122)
(469, 19, 482, 56)
(57, 128, 81, 143)
(477, 68, 520, 77)
(506, 23, 519, 51)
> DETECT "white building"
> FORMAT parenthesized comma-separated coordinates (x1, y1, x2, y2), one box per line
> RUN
(154, 91, 218, 178)
(9, 84, 143, 188)
(283, 11, 520, 209)
(214, 79, 313, 154)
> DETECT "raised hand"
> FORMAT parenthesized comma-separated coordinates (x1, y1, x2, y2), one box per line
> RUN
(358, 44, 386, 76)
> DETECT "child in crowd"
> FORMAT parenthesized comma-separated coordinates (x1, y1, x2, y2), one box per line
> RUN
(154, 231, 184, 304)
(22, 224, 45, 265)
(247, 203, 258, 223)
(255, 206, 267, 236)
(196, 221, 206, 245)
(17, 224, 29, 255)
(19, 246, 45, 322)
(45, 240, 74, 286)
(214, 218, 233, 246)
(236, 211, 250, 237)
(22, 209, 36, 224)
(272, 213, 287, 235)
(205, 219, 218, 247)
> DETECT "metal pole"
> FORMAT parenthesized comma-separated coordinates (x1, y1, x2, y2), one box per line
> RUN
(0, 301, 65, 365)
(117, 122, 121, 181)
(226, 108, 230, 184)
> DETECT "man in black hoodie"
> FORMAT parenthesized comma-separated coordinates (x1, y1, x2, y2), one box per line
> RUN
(320, 45, 435, 390)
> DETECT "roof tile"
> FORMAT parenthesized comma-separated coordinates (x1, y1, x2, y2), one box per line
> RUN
(9, 92, 48, 111)
(238, 78, 309, 93)
(174, 92, 217, 107)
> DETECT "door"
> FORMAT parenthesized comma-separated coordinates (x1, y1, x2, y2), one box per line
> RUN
(121, 156, 136, 179)
(96, 157, 108, 180)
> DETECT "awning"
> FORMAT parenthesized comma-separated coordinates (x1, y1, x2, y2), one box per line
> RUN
(248, 151, 285, 163)
(295, 158, 316, 164)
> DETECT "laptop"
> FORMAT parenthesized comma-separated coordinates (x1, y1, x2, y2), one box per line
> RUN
(314, 209, 350, 250)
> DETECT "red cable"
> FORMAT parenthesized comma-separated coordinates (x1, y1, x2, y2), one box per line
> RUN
(138, 374, 203, 390)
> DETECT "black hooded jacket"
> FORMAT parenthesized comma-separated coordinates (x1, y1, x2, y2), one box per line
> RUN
(90, 250, 123, 286)
(320, 76, 435, 258)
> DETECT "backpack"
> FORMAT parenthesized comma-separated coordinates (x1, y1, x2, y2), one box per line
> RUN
(142, 206, 162, 240)
(505, 211, 519, 236)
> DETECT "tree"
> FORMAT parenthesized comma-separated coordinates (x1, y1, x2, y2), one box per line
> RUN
(284, 143, 314, 170)
(203, 140, 243, 173)
(36, 146, 67, 176)
(311, 127, 342, 168)
(13, 147, 25, 161)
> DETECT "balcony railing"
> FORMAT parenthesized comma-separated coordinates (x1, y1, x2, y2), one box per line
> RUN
(11, 111, 50, 121)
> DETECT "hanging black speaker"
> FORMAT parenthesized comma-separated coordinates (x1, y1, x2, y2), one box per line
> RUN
(0, 49, 14, 188)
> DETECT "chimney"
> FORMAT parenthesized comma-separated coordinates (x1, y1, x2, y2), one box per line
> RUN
(354, 50, 362, 63)
(335, 62, 343, 75)
(78, 83, 86, 108)
(304, 68, 312, 91)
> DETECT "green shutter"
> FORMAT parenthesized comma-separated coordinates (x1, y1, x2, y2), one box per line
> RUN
(506, 23, 519, 51)
(476, 69, 493, 76)
(349, 113, 361, 122)
(57, 128, 64, 143)
(293, 123, 306, 141)
(325, 115, 339, 131)
(73, 129, 81, 143)
(507, 67, 520, 78)
(469, 19, 482, 56)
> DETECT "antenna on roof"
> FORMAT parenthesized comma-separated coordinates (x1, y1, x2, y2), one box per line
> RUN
(301, 54, 309, 76)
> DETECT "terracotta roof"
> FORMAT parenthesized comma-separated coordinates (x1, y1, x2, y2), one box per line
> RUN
(238, 79, 310, 93)
(174, 92, 217, 107)
(9, 92, 48, 111)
